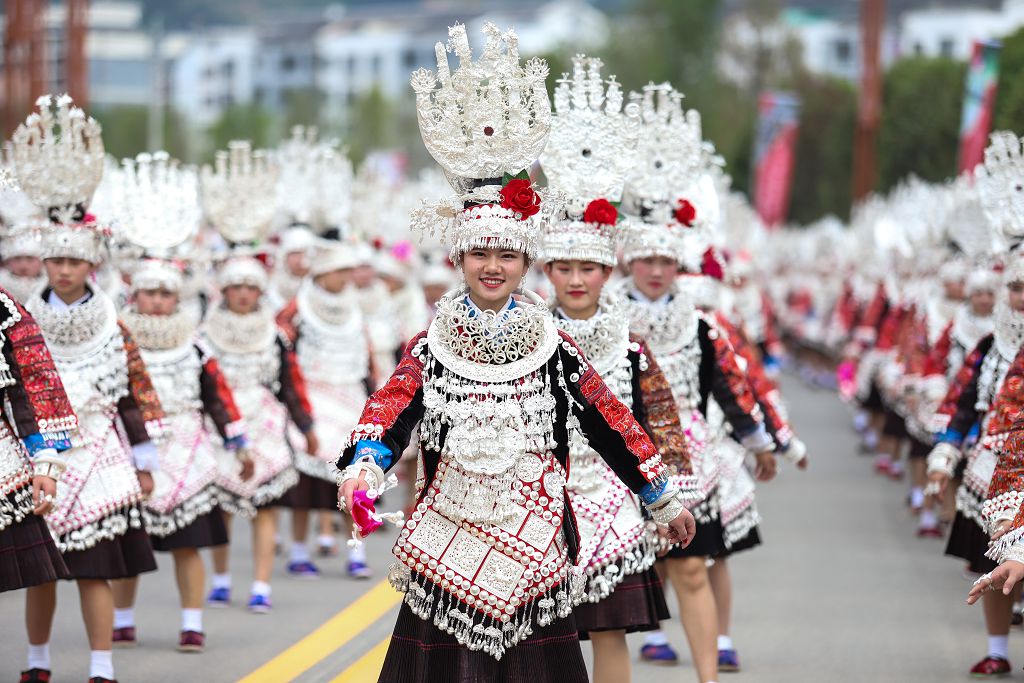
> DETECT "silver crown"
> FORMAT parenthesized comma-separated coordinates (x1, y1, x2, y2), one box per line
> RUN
(409, 22, 553, 260)
(129, 258, 184, 294)
(111, 151, 200, 254)
(275, 126, 354, 233)
(201, 140, 279, 245)
(10, 94, 105, 224)
(977, 130, 1024, 241)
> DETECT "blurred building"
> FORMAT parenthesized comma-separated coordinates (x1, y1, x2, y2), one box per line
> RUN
(720, 0, 1024, 85)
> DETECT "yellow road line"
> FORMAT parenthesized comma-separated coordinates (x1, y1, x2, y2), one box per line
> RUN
(328, 637, 391, 683)
(237, 580, 400, 683)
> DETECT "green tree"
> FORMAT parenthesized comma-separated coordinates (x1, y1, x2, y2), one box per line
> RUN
(92, 105, 191, 161)
(878, 57, 966, 192)
(994, 26, 1024, 134)
(206, 103, 275, 160)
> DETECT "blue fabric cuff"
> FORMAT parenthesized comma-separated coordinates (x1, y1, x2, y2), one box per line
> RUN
(225, 434, 249, 450)
(638, 475, 668, 506)
(354, 439, 393, 470)
(23, 432, 73, 456)
(935, 428, 964, 446)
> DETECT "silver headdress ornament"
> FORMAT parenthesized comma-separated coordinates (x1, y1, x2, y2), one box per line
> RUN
(539, 55, 640, 267)
(410, 22, 554, 261)
(976, 131, 1024, 244)
(112, 151, 200, 254)
(130, 258, 184, 294)
(620, 83, 709, 265)
(10, 94, 109, 263)
(201, 140, 279, 246)
(275, 126, 354, 233)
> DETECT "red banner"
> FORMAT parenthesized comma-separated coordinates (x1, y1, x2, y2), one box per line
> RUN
(959, 40, 1001, 174)
(754, 91, 800, 228)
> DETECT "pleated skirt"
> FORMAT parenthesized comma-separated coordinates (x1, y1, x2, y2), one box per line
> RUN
(575, 565, 669, 638)
(0, 490, 69, 592)
(377, 603, 588, 683)
(281, 473, 339, 511)
(62, 525, 158, 580)
(151, 507, 229, 552)
(945, 511, 997, 575)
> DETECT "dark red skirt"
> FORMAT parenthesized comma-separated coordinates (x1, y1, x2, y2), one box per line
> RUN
(281, 473, 338, 511)
(575, 566, 668, 638)
(0, 490, 69, 593)
(63, 526, 158, 580)
(945, 511, 997, 575)
(377, 602, 588, 683)
(151, 507, 229, 552)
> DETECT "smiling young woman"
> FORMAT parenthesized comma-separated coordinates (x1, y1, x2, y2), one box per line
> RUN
(334, 27, 695, 683)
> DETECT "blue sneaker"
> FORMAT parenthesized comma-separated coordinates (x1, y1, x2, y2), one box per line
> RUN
(247, 594, 272, 614)
(207, 586, 230, 608)
(640, 643, 678, 665)
(719, 648, 741, 672)
(287, 560, 321, 579)
(347, 559, 372, 580)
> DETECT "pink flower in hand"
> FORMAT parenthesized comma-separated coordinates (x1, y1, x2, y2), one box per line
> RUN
(351, 489, 383, 536)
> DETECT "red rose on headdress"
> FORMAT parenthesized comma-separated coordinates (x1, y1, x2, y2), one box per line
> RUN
(675, 199, 697, 227)
(702, 247, 724, 281)
(499, 178, 541, 219)
(583, 198, 618, 226)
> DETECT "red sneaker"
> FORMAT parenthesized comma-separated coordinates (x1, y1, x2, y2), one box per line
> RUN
(874, 458, 892, 475)
(917, 526, 943, 538)
(19, 669, 51, 683)
(970, 655, 1011, 678)
(112, 626, 136, 648)
(178, 630, 205, 653)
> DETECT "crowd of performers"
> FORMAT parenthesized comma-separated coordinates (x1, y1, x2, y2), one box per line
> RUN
(0, 25, 829, 683)
(771, 126, 1024, 675)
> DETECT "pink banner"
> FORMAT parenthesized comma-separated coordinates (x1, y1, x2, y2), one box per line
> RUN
(754, 91, 800, 227)
(959, 40, 1001, 174)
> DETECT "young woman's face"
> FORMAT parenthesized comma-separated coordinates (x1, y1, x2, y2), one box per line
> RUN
(629, 255, 679, 301)
(223, 284, 262, 314)
(4, 255, 41, 278)
(315, 268, 351, 294)
(135, 288, 179, 316)
(461, 247, 528, 311)
(44, 257, 93, 300)
(969, 289, 995, 317)
(543, 260, 611, 320)
(943, 279, 966, 301)
(284, 251, 309, 278)
(1009, 282, 1024, 313)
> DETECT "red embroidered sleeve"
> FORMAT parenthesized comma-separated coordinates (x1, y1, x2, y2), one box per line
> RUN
(923, 324, 954, 378)
(563, 331, 665, 489)
(274, 299, 300, 345)
(984, 349, 1024, 541)
(198, 347, 245, 441)
(634, 337, 692, 477)
(716, 313, 790, 443)
(119, 322, 165, 435)
(875, 307, 904, 352)
(932, 338, 988, 436)
(338, 332, 426, 468)
(761, 293, 783, 351)
(705, 316, 760, 418)
(4, 298, 78, 447)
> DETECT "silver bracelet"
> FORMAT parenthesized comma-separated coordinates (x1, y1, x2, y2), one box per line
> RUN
(337, 461, 385, 493)
(32, 461, 64, 481)
(648, 490, 687, 526)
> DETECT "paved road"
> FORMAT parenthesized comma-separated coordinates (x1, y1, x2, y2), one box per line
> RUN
(0, 375, 1005, 681)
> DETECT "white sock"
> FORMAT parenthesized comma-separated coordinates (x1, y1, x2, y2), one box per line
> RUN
(113, 608, 134, 629)
(212, 573, 231, 590)
(181, 608, 203, 633)
(348, 543, 366, 563)
(989, 635, 1010, 659)
(910, 487, 924, 508)
(919, 508, 938, 528)
(27, 643, 50, 670)
(89, 650, 114, 679)
(251, 580, 272, 598)
(290, 542, 310, 563)
(717, 634, 734, 650)
(644, 630, 668, 646)
(318, 534, 335, 548)
(890, 460, 905, 474)
(864, 431, 879, 449)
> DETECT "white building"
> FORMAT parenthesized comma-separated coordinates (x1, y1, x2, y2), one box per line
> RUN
(170, 27, 259, 127)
